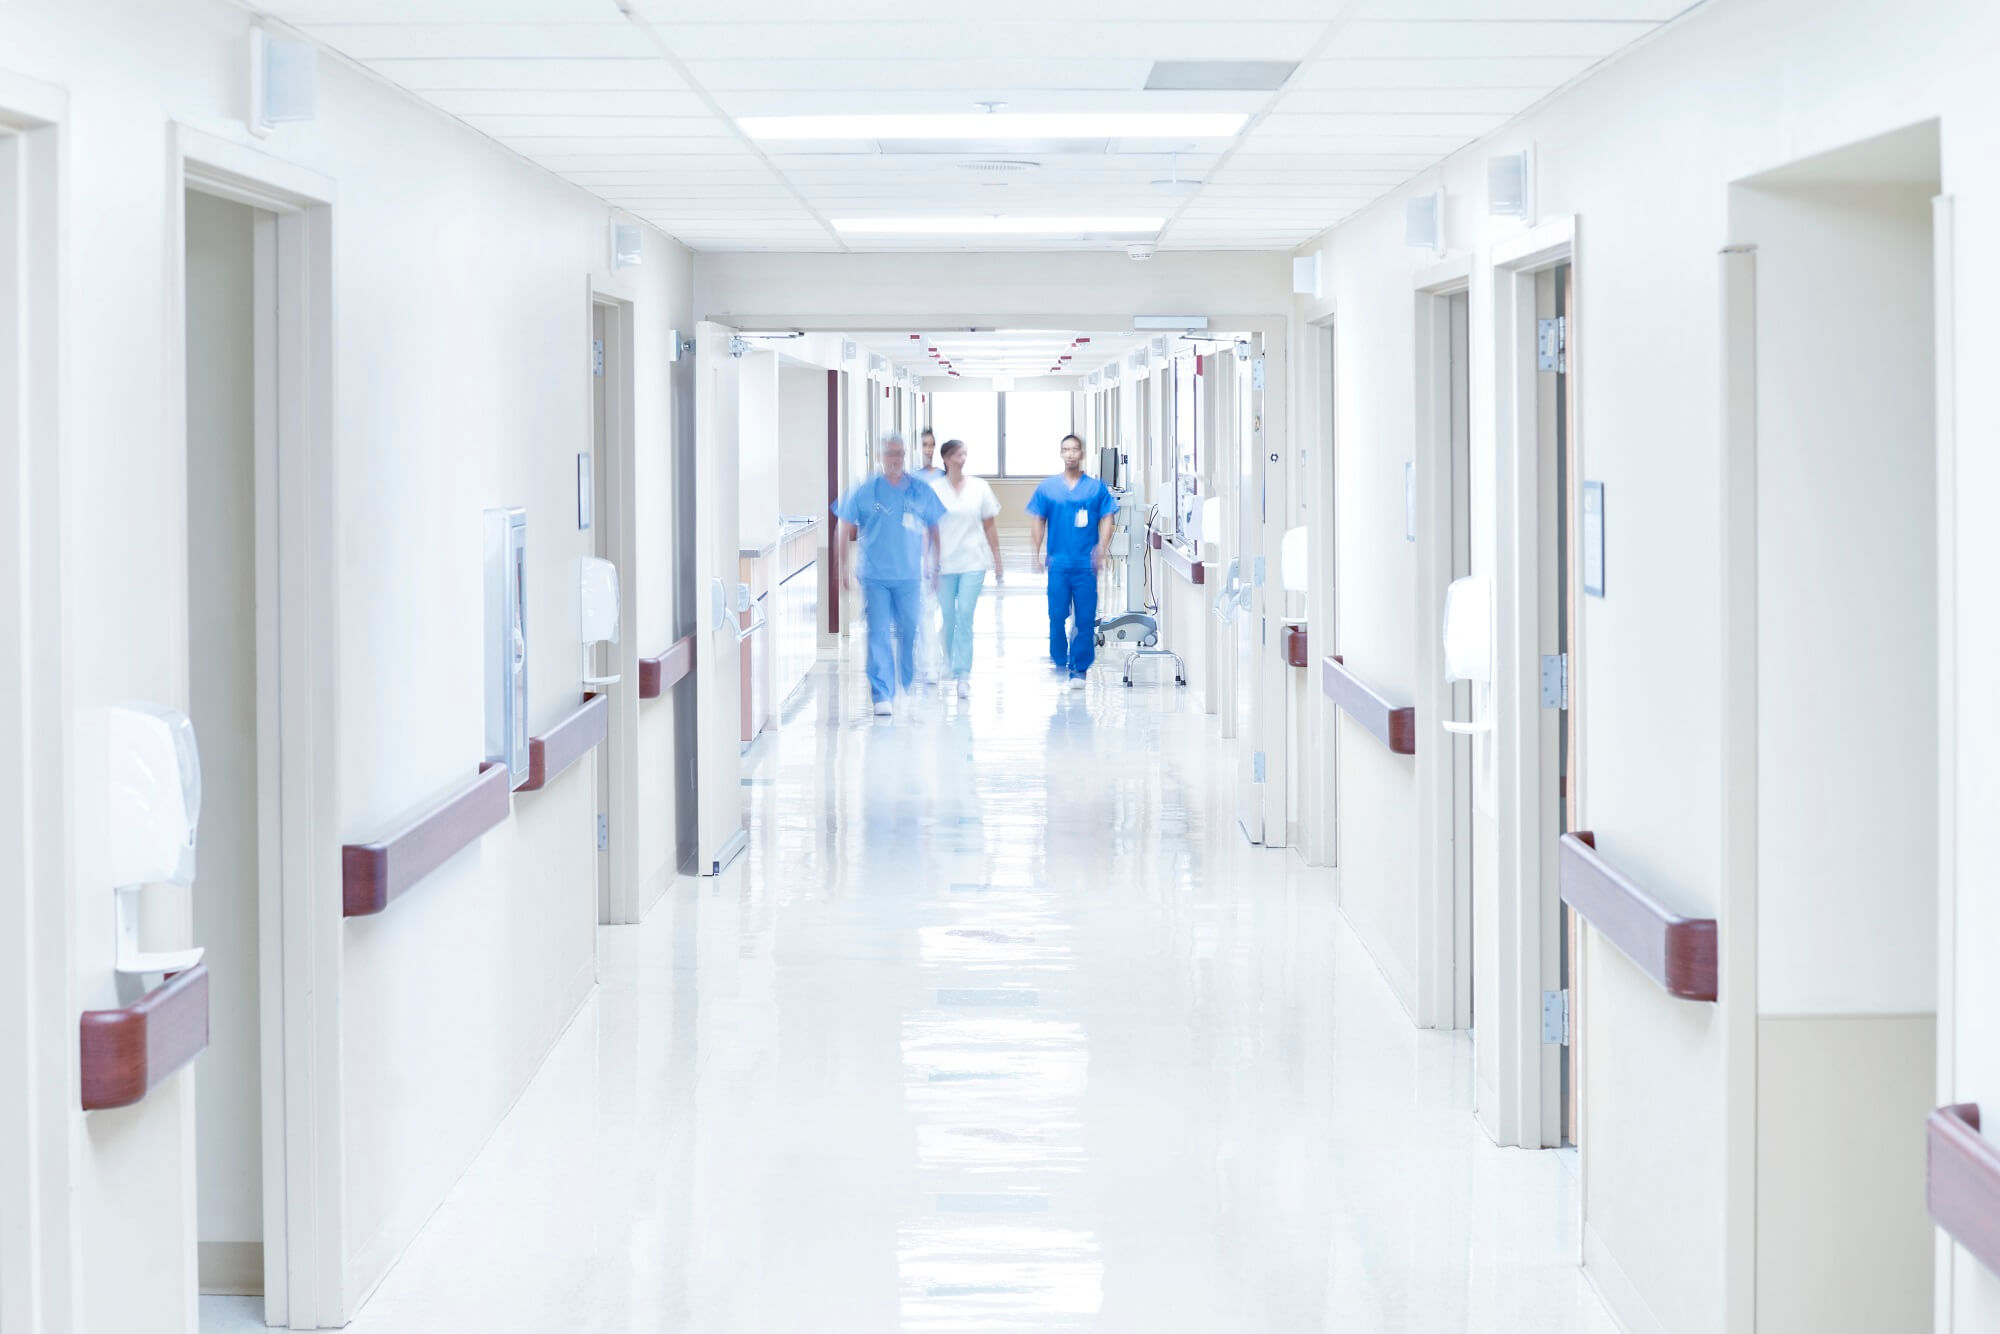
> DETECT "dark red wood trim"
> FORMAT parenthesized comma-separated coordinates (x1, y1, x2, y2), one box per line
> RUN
(638, 633, 695, 700)
(80, 964, 209, 1110)
(1283, 624, 1309, 668)
(1930, 1103, 2000, 1277)
(342, 761, 512, 917)
(1560, 831, 1718, 1002)
(1159, 541, 1205, 586)
(1321, 654, 1416, 755)
(519, 694, 610, 793)
(826, 368, 841, 633)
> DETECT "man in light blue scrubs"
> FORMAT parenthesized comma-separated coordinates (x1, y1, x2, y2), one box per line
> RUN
(1027, 433, 1119, 689)
(836, 432, 946, 717)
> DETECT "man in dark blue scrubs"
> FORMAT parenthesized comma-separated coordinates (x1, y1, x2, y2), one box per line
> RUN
(1026, 434, 1119, 690)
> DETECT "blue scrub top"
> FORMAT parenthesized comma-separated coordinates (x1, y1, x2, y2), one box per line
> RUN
(1026, 473, 1119, 571)
(835, 472, 946, 584)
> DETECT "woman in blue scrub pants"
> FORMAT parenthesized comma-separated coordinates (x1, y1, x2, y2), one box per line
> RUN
(835, 432, 947, 717)
(1027, 434, 1119, 689)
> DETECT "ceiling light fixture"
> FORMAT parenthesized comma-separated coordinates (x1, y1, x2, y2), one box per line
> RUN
(740, 113, 1246, 141)
(831, 216, 1164, 236)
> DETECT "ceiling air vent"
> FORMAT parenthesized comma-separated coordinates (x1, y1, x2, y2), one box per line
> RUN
(1144, 60, 1297, 92)
(957, 159, 1040, 174)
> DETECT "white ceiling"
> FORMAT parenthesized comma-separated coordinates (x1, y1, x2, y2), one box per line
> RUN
(852, 328, 1161, 384)
(256, 0, 1705, 253)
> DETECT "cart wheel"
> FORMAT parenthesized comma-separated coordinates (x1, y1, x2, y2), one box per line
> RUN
(1176, 676, 1187, 686)
(1124, 679, 1133, 688)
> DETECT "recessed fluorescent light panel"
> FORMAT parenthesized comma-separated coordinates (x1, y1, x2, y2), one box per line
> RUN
(739, 113, 1247, 141)
(1144, 60, 1298, 91)
(833, 217, 1164, 236)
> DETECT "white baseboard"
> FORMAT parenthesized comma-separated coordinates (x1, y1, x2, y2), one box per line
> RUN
(1584, 1221, 1670, 1334)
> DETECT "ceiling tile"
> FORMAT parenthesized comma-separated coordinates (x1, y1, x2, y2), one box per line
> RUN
(1323, 20, 1656, 60)
(362, 57, 687, 91)
(421, 89, 708, 116)
(1292, 55, 1599, 88)
(1255, 111, 1511, 137)
(299, 21, 655, 59)
(1276, 87, 1548, 115)
(456, 114, 729, 138)
(644, 21, 1329, 62)
(260, 0, 625, 21)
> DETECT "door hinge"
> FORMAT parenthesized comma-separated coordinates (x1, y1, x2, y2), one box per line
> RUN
(596, 813, 609, 851)
(1253, 750, 1267, 783)
(1251, 356, 1266, 391)
(1537, 315, 1566, 373)
(729, 335, 750, 359)
(1542, 988, 1569, 1045)
(591, 338, 604, 377)
(1541, 652, 1569, 710)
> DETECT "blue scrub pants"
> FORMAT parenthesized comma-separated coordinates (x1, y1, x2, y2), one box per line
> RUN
(1046, 565, 1098, 675)
(862, 578, 920, 702)
(938, 571, 985, 679)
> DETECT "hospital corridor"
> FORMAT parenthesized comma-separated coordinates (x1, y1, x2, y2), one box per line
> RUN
(6, 1, 2000, 1332)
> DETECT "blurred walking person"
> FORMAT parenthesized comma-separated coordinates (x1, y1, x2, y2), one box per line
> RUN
(930, 438, 1004, 699)
(836, 432, 946, 717)
(911, 427, 945, 684)
(1027, 433, 1118, 690)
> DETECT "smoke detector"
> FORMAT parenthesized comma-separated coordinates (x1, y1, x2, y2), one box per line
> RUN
(1127, 242, 1156, 261)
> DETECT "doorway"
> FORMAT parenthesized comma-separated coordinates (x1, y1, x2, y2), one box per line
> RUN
(1725, 121, 1941, 1334)
(185, 186, 269, 1310)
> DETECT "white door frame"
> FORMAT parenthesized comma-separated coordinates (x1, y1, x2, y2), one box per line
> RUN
(1300, 313, 1338, 868)
(586, 282, 642, 924)
(0, 70, 76, 1334)
(1412, 253, 1474, 1032)
(693, 321, 747, 876)
(1930, 192, 1960, 1334)
(1486, 215, 1576, 1149)
(173, 125, 345, 1329)
(1235, 329, 1291, 848)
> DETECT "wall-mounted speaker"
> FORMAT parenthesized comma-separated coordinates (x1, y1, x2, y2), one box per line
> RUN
(1405, 189, 1445, 255)
(250, 29, 316, 137)
(1488, 147, 1535, 221)
(1292, 254, 1321, 298)
(611, 220, 643, 269)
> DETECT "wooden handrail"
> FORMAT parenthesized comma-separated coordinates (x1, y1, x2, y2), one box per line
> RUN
(1320, 654, 1416, 754)
(1559, 831, 1718, 1001)
(1157, 539, 1205, 586)
(519, 693, 610, 792)
(342, 761, 512, 917)
(80, 964, 209, 1110)
(639, 633, 695, 700)
(1282, 624, 1310, 668)
(1930, 1103, 2000, 1277)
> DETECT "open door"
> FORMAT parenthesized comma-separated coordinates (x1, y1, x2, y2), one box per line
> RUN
(693, 321, 747, 875)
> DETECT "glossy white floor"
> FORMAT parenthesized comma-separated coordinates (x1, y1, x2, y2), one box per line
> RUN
(205, 551, 1617, 1333)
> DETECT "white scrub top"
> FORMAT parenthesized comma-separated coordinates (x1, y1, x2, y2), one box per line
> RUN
(929, 473, 1002, 575)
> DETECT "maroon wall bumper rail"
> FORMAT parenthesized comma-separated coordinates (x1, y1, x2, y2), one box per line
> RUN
(1282, 624, 1310, 668)
(342, 761, 513, 917)
(1156, 536, 1205, 586)
(639, 634, 695, 700)
(1930, 1103, 2000, 1277)
(1320, 654, 1416, 755)
(80, 964, 210, 1110)
(1559, 831, 1718, 1001)
(520, 693, 610, 792)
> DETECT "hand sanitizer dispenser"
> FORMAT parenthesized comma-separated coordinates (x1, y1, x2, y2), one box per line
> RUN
(73, 703, 205, 975)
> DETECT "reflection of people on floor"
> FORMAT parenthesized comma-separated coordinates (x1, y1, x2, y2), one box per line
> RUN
(835, 431, 944, 718)
(1027, 433, 1118, 691)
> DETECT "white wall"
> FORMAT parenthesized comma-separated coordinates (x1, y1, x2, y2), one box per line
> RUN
(0, 0, 695, 1325)
(1285, 0, 2000, 1330)
(778, 363, 826, 521)
(184, 188, 262, 1282)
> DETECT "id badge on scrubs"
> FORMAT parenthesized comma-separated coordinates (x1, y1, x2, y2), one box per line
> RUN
(1073, 508, 1090, 528)
(904, 512, 921, 532)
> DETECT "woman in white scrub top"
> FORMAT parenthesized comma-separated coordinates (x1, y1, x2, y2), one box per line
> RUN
(929, 439, 1004, 698)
